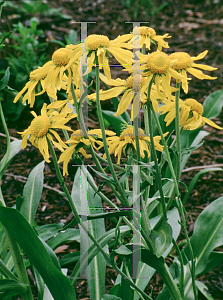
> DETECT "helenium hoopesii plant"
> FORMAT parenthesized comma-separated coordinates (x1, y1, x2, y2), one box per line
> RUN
(1, 4, 223, 298)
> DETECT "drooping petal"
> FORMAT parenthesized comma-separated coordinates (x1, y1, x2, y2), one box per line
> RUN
(115, 90, 133, 117)
(191, 63, 217, 71)
(187, 67, 217, 80)
(202, 117, 223, 130)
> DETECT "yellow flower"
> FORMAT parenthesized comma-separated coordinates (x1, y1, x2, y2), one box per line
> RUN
(159, 98, 222, 130)
(124, 51, 187, 101)
(42, 48, 79, 99)
(169, 51, 217, 93)
(58, 129, 116, 175)
(103, 125, 165, 165)
(13, 68, 48, 107)
(128, 26, 171, 51)
(18, 103, 74, 162)
(47, 89, 80, 117)
(66, 34, 133, 79)
(90, 73, 147, 117)
(13, 48, 77, 107)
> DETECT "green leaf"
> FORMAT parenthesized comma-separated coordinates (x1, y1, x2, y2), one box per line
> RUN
(151, 221, 172, 258)
(0, 206, 76, 300)
(182, 196, 223, 275)
(180, 129, 209, 172)
(108, 283, 121, 296)
(47, 228, 80, 249)
(203, 89, 223, 119)
(200, 251, 223, 275)
(0, 32, 12, 46)
(88, 165, 116, 185)
(16, 194, 23, 211)
(182, 167, 223, 205)
(196, 280, 214, 300)
(36, 223, 64, 241)
(102, 110, 126, 135)
(59, 251, 80, 268)
(20, 161, 45, 226)
(0, 67, 10, 91)
(33, 266, 45, 300)
(71, 166, 107, 300)
(132, 208, 180, 300)
(114, 245, 132, 255)
(80, 210, 132, 220)
(66, 29, 77, 45)
(71, 225, 131, 282)
(102, 295, 122, 300)
(0, 279, 28, 298)
(0, 140, 22, 179)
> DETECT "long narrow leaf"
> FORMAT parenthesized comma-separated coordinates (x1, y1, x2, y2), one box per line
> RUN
(0, 206, 76, 300)
(0, 140, 22, 179)
(71, 166, 107, 300)
(20, 161, 45, 225)
(182, 196, 223, 275)
(0, 279, 28, 297)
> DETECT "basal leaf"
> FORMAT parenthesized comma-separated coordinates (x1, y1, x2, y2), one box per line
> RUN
(0, 67, 10, 91)
(182, 196, 223, 275)
(20, 161, 45, 226)
(0, 206, 76, 300)
(0, 140, 22, 179)
(203, 89, 223, 119)
(0, 279, 28, 298)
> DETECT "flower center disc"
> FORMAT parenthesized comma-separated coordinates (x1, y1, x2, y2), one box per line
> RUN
(87, 34, 110, 51)
(185, 98, 204, 115)
(169, 52, 191, 70)
(120, 126, 145, 140)
(52, 48, 72, 66)
(140, 26, 156, 37)
(147, 52, 170, 74)
(31, 116, 50, 137)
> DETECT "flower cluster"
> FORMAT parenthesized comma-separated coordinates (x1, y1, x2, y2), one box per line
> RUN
(15, 26, 221, 175)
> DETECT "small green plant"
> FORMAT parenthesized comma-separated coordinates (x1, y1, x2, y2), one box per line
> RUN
(8, 17, 47, 88)
(3, 0, 72, 19)
(121, 0, 168, 20)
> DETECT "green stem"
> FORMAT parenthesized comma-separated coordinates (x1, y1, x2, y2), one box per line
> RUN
(48, 139, 80, 223)
(48, 139, 113, 269)
(174, 83, 197, 299)
(0, 101, 10, 186)
(175, 82, 181, 182)
(94, 152, 126, 172)
(141, 251, 182, 300)
(133, 116, 141, 163)
(146, 80, 167, 221)
(94, 56, 129, 208)
(142, 105, 152, 202)
(177, 198, 197, 300)
(111, 260, 153, 300)
(151, 106, 180, 198)
(80, 164, 149, 249)
(70, 81, 128, 206)
(161, 263, 182, 300)
(172, 238, 184, 298)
